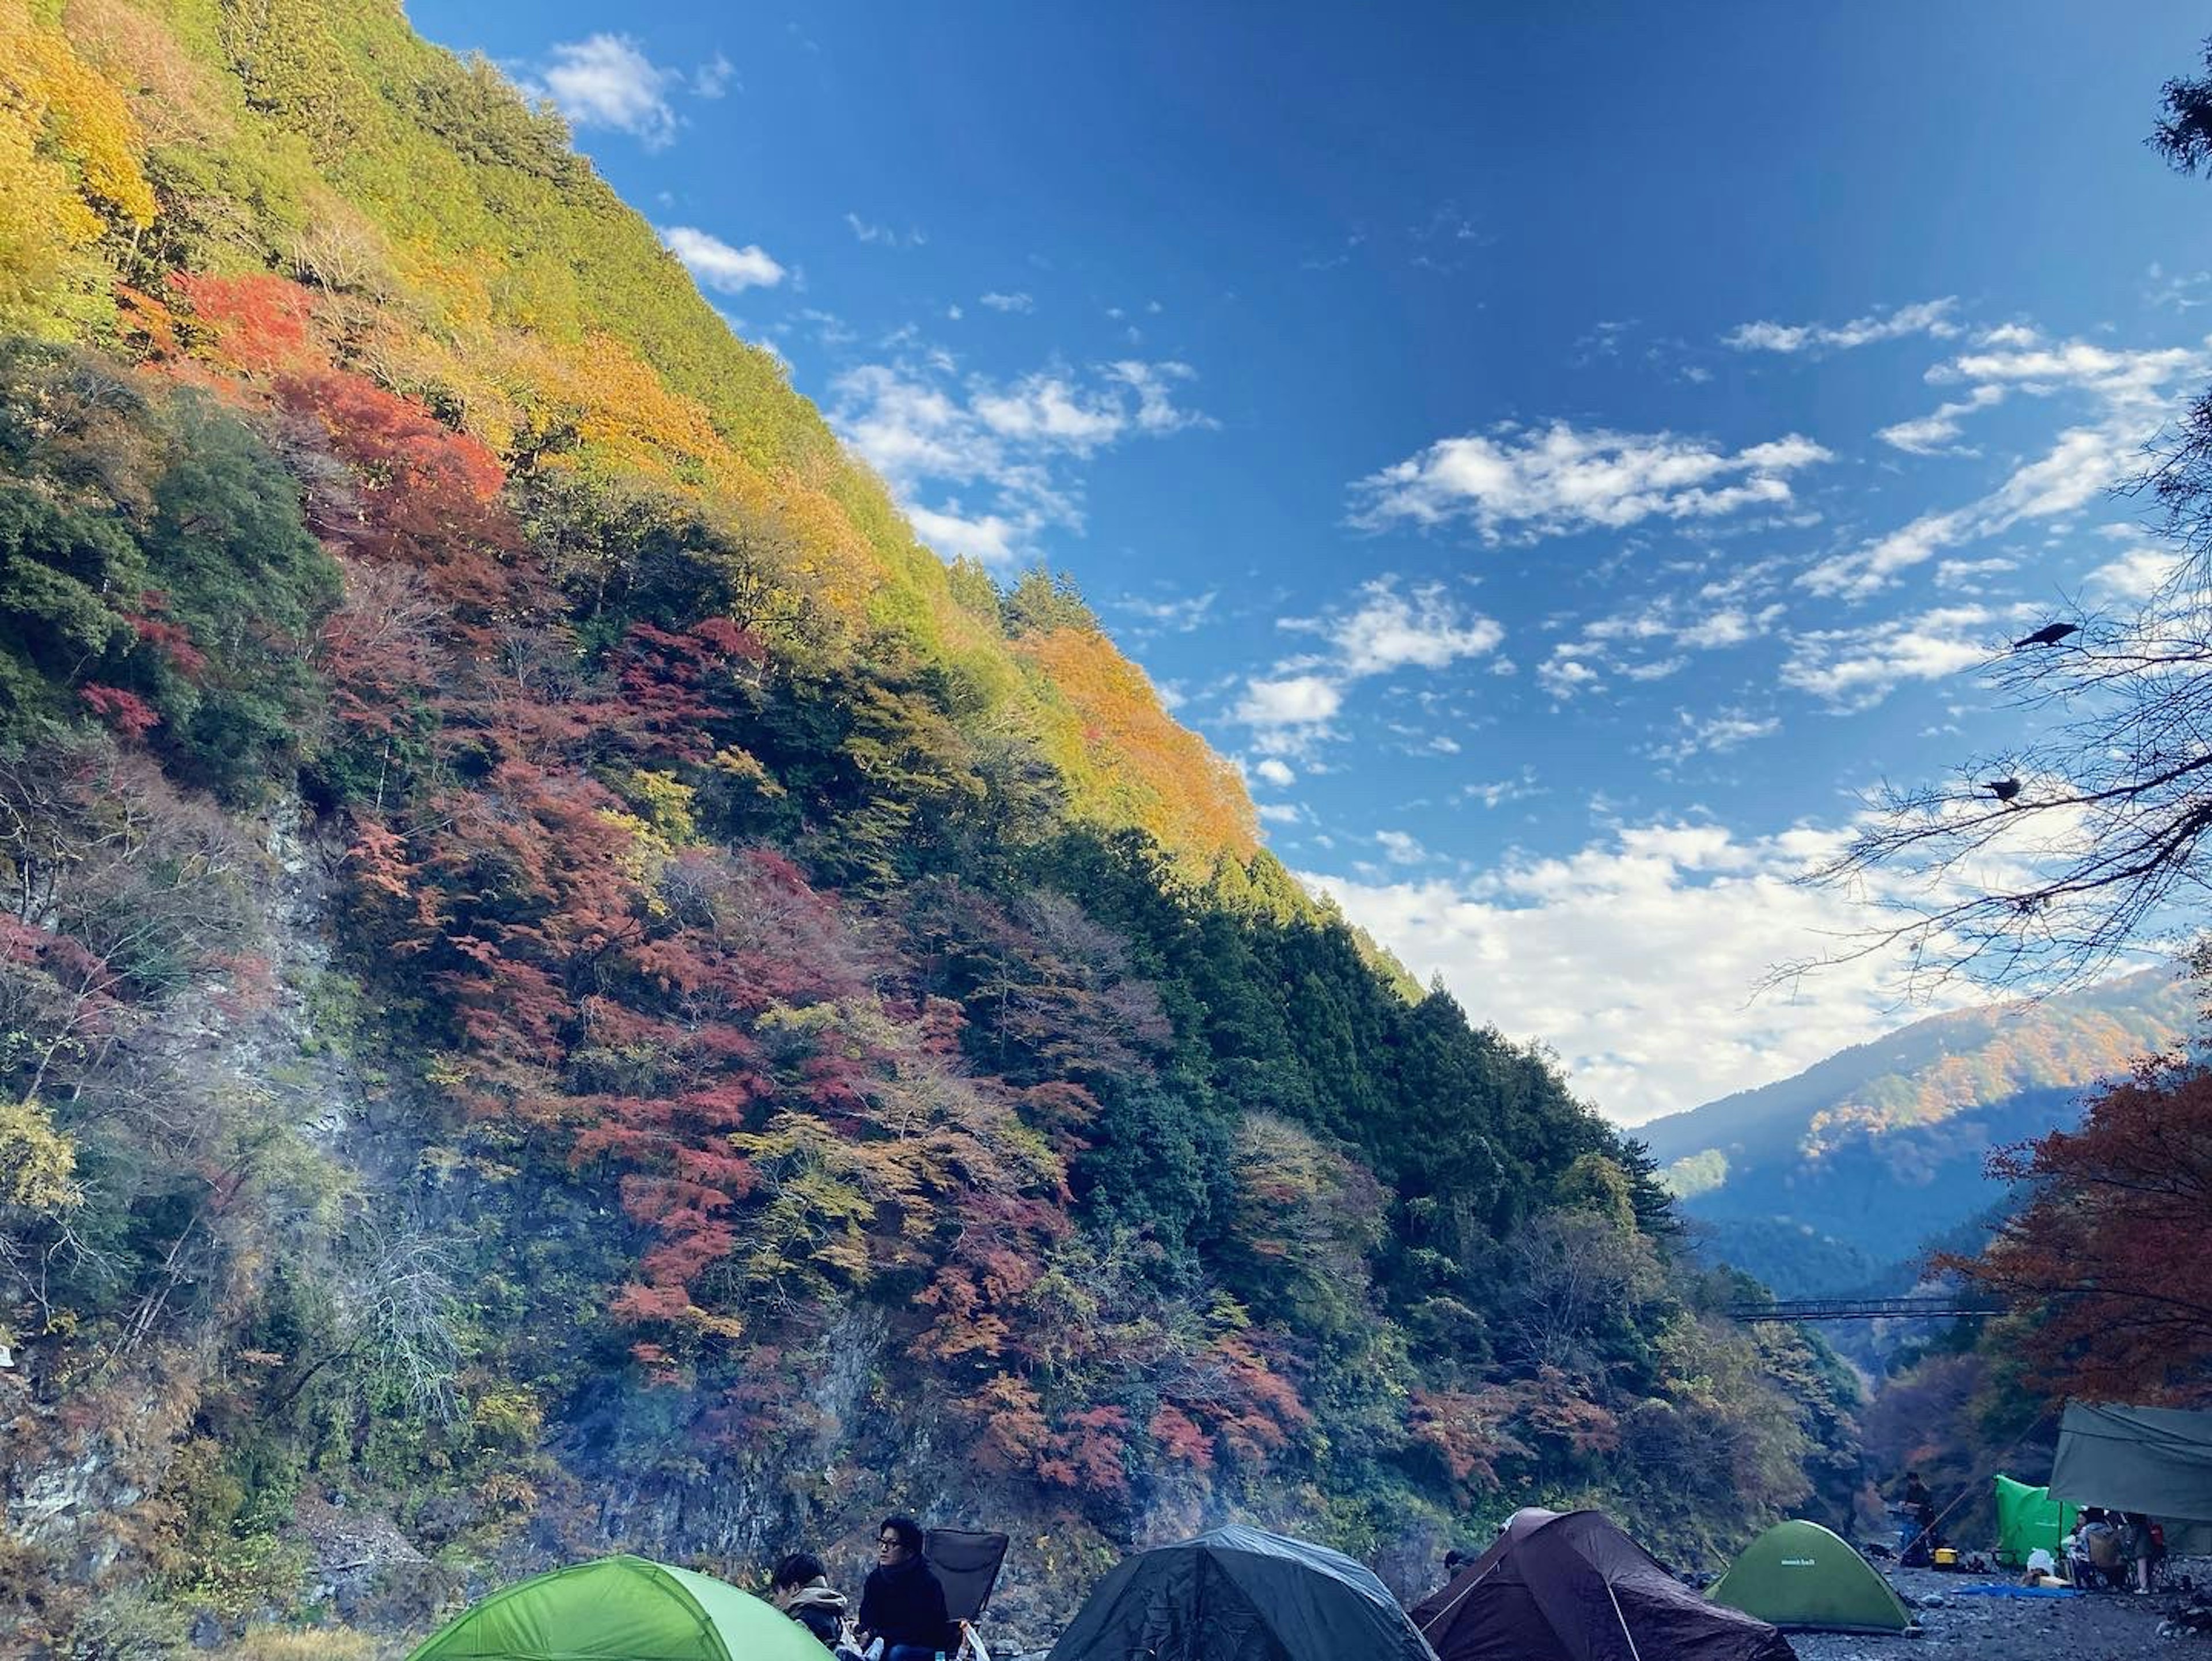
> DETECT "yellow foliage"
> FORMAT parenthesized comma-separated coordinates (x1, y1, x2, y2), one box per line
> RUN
(0, 0, 156, 330)
(0, 1097, 82, 1214)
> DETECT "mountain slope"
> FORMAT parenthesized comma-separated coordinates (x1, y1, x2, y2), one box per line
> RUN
(0, 3, 1857, 1653)
(1638, 968, 2195, 1294)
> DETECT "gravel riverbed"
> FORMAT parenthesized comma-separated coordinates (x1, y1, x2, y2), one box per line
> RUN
(1787, 1563, 2207, 1661)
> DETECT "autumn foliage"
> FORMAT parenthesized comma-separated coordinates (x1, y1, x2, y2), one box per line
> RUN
(1944, 1054, 2212, 1405)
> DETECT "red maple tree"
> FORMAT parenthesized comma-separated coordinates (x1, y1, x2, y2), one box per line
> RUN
(1942, 1054, 2212, 1405)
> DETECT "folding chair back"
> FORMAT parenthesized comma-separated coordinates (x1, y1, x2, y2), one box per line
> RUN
(924, 1528, 1010, 1624)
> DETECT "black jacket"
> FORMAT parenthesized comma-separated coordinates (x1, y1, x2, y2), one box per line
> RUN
(858, 1554, 953, 1652)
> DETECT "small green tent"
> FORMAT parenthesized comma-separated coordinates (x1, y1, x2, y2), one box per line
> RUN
(407, 1554, 834, 1661)
(1709, 1520, 1912, 1634)
(1993, 1474, 2077, 1567)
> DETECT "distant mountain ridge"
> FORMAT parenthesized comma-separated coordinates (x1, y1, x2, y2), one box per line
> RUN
(1637, 968, 2197, 1296)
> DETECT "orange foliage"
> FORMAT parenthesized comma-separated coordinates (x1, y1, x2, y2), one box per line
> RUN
(1020, 627, 1257, 862)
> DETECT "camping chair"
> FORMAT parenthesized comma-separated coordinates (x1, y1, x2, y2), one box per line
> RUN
(925, 1528, 1010, 1661)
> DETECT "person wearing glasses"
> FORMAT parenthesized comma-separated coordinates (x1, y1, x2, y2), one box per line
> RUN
(856, 1515, 953, 1661)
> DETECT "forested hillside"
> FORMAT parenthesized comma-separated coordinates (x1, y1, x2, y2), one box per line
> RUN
(0, 2, 1858, 1652)
(1640, 968, 2194, 1296)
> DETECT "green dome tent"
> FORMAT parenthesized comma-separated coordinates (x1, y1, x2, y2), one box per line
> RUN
(1709, 1520, 1912, 1635)
(407, 1554, 835, 1661)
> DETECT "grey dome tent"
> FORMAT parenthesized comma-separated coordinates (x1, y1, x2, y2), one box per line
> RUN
(1708, 1520, 1912, 1634)
(1046, 1524, 1435, 1661)
(1411, 1508, 1796, 1661)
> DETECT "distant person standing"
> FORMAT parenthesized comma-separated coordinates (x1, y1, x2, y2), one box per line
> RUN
(2123, 1512, 2158, 1594)
(857, 1515, 953, 1661)
(1896, 1471, 1936, 1567)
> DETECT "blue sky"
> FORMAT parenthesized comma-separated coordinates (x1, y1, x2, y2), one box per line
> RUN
(415, 1, 2212, 1123)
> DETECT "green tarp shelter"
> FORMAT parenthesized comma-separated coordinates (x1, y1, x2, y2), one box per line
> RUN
(1708, 1520, 1912, 1634)
(407, 1554, 834, 1661)
(2050, 1401, 2212, 1524)
(1047, 1524, 1435, 1661)
(1992, 1475, 2077, 1567)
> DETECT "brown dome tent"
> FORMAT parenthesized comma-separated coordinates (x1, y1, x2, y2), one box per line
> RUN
(1412, 1508, 1797, 1661)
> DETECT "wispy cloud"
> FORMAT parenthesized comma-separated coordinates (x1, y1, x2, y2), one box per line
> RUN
(828, 354, 1214, 567)
(1351, 421, 1828, 539)
(846, 213, 925, 248)
(692, 53, 737, 97)
(658, 226, 786, 293)
(1115, 590, 1219, 634)
(979, 292, 1035, 313)
(1877, 385, 2006, 456)
(1724, 297, 1960, 354)
(1645, 708, 1781, 765)
(1780, 601, 2034, 708)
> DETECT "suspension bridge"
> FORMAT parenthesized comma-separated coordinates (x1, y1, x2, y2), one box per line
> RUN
(1726, 1295, 2006, 1323)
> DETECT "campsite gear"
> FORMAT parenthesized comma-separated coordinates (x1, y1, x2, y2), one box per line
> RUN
(407, 1554, 832, 1661)
(2050, 1402, 2212, 1534)
(1047, 1524, 1433, 1661)
(925, 1528, 1010, 1661)
(1413, 1507, 1797, 1661)
(1708, 1519, 1913, 1635)
(1931, 1546, 1958, 1568)
(1993, 1474, 2078, 1567)
(1957, 1584, 2080, 1600)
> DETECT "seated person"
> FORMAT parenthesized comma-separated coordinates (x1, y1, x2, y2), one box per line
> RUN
(857, 1515, 954, 1661)
(2080, 1509, 2126, 1590)
(770, 1552, 853, 1652)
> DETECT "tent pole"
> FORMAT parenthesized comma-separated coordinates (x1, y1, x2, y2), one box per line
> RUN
(1604, 1579, 1645, 1661)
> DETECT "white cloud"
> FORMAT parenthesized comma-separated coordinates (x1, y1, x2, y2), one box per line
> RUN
(1781, 602, 2033, 708)
(828, 354, 1213, 566)
(1107, 361, 1213, 434)
(1283, 579, 1505, 676)
(532, 34, 684, 146)
(1253, 758, 1297, 788)
(1877, 385, 2007, 456)
(1351, 421, 1828, 539)
(905, 502, 1021, 567)
(1234, 675, 1344, 751)
(1236, 580, 1503, 752)
(1302, 820, 1986, 1125)
(2087, 545, 2181, 601)
(1537, 649, 1602, 701)
(1724, 297, 1960, 354)
(1374, 829, 1428, 865)
(980, 292, 1035, 313)
(660, 227, 786, 294)
(1256, 802, 1305, 826)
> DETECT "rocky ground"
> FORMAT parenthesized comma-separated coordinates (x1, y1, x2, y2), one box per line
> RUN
(1788, 1561, 2210, 1661)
